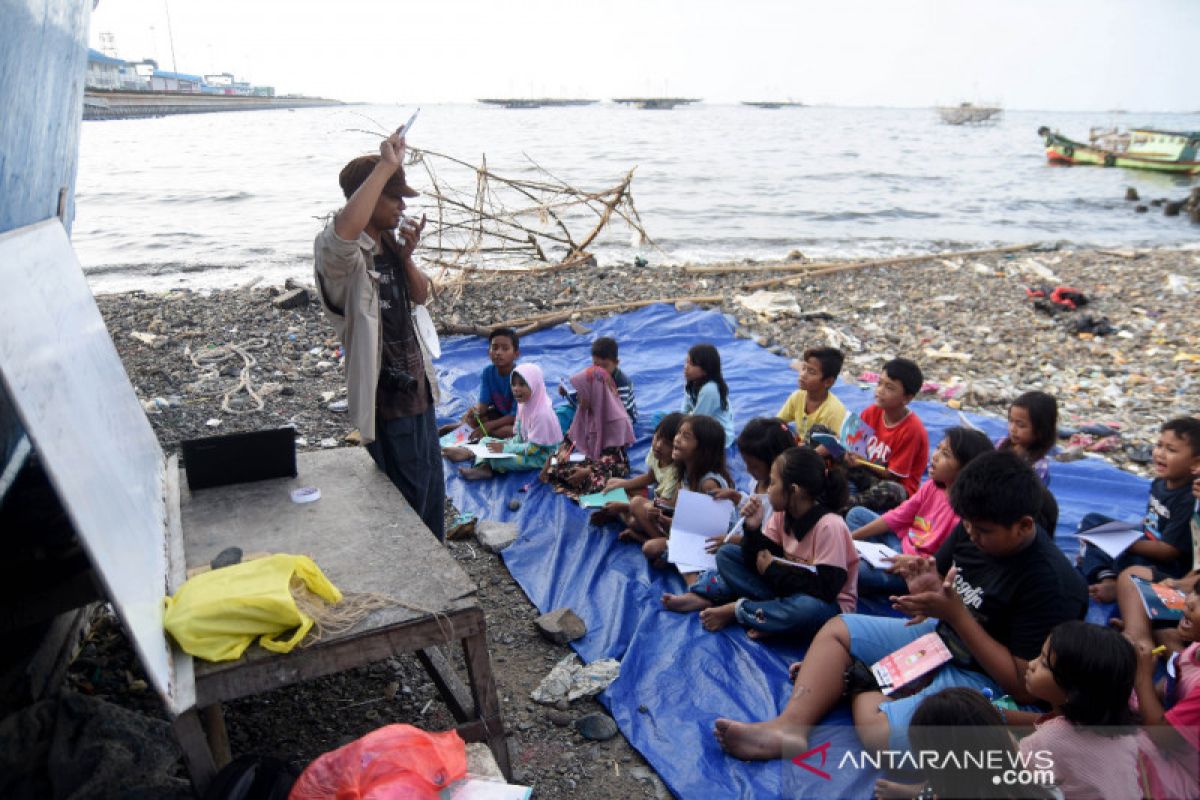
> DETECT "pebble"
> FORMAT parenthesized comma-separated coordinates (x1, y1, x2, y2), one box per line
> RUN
(573, 713, 618, 741)
(508, 498, 521, 511)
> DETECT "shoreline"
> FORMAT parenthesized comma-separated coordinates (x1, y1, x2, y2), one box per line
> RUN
(97, 244, 1200, 476)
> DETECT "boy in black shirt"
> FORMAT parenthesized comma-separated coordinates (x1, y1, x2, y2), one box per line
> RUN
(714, 450, 1087, 760)
(1076, 417, 1200, 603)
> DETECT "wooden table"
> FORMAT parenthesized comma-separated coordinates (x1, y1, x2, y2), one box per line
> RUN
(169, 448, 509, 792)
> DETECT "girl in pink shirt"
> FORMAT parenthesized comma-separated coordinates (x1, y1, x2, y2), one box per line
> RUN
(662, 447, 858, 641)
(1020, 621, 1150, 800)
(851, 427, 994, 596)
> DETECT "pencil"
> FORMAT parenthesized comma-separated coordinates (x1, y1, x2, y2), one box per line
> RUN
(1152, 645, 1169, 657)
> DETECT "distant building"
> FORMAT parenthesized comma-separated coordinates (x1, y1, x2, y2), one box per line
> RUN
(85, 49, 123, 89)
(86, 49, 275, 97)
(150, 70, 203, 93)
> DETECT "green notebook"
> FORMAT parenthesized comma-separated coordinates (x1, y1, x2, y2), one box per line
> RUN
(578, 488, 630, 508)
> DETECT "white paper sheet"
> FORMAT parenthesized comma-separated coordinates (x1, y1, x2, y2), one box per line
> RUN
(465, 443, 515, 460)
(854, 540, 900, 569)
(1076, 519, 1144, 559)
(667, 490, 736, 572)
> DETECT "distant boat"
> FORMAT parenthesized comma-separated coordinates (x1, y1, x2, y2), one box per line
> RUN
(612, 97, 700, 110)
(742, 101, 805, 109)
(477, 98, 598, 109)
(1037, 125, 1200, 174)
(936, 102, 1002, 125)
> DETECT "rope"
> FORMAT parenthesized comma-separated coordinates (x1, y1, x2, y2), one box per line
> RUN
(289, 578, 459, 648)
(189, 338, 269, 414)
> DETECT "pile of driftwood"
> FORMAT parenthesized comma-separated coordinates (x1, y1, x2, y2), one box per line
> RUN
(402, 146, 654, 280)
(441, 242, 1042, 338)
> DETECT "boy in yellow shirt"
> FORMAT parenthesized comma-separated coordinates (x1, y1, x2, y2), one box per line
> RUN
(777, 347, 847, 440)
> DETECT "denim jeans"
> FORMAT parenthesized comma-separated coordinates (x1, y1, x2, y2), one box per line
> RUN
(691, 544, 840, 638)
(1074, 511, 1155, 582)
(846, 507, 908, 595)
(366, 405, 446, 541)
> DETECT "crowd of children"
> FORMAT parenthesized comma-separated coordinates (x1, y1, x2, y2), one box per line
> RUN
(436, 325, 1200, 799)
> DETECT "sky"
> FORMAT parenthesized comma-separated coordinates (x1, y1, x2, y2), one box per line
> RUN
(89, 0, 1199, 111)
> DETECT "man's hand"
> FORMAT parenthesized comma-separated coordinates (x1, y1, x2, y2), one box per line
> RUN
(756, 549, 774, 575)
(399, 214, 427, 259)
(380, 132, 406, 166)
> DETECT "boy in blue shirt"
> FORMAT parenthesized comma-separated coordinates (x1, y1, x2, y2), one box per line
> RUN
(442, 327, 519, 441)
(1076, 417, 1200, 603)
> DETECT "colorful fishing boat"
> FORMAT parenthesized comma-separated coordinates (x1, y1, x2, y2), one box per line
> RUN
(1037, 126, 1200, 174)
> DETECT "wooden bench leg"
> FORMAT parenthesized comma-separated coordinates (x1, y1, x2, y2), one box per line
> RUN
(416, 646, 473, 721)
(461, 627, 511, 781)
(201, 703, 232, 768)
(173, 708, 217, 796)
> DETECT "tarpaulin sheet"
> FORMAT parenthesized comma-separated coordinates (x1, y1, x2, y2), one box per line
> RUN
(435, 304, 1149, 799)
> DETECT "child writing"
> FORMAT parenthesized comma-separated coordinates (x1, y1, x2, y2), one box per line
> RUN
(1076, 417, 1200, 603)
(850, 357, 929, 502)
(440, 327, 520, 441)
(641, 415, 733, 568)
(776, 347, 847, 441)
(1127, 588, 1200, 800)
(444, 364, 562, 481)
(713, 451, 1088, 762)
(681, 343, 734, 447)
(541, 366, 635, 497)
(703, 417, 796, 551)
(663, 446, 858, 641)
(601, 412, 684, 543)
(850, 427, 994, 596)
(1019, 621, 1147, 799)
(996, 391, 1057, 486)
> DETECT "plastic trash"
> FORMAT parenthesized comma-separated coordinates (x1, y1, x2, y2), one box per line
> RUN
(290, 725, 465, 800)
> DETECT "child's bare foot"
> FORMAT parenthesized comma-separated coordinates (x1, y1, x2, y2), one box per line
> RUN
(661, 592, 712, 613)
(459, 464, 493, 481)
(713, 718, 798, 761)
(746, 628, 774, 641)
(1089, 578, 1118, 604)
(442, 446, 474, 462)
(642, 537, 667, 561)
(700, 603, 737, 631)
(589, 509, 617, 525)
(874, 778, 927, 799)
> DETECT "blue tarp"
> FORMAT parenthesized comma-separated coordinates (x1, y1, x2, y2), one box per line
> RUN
(435, 304, 1149, 799)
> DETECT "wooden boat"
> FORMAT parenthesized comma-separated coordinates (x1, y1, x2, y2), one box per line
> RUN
(937, 103, 1002, 125)
(1037, 126, 1200, 174)
(742, 101, 804, 109)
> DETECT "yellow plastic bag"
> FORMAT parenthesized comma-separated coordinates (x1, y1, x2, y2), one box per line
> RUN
(163, 553, 343, 662)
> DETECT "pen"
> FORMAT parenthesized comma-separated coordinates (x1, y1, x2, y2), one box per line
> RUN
(724, 516, 746, 543)
(474, 412, 488, 436)
(1153, 645, 1169, 657)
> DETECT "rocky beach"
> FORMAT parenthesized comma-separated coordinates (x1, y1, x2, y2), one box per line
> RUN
(85, 243, 1199, 796)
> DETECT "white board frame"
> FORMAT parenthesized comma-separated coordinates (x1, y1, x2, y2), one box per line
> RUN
(0, 219, 188, 713)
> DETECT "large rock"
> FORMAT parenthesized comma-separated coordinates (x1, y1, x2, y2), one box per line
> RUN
(573, 713, 618, 741)
(476, 520, 518, 553)
(272, 287, 310, 310)
(534, 608, 587, 644)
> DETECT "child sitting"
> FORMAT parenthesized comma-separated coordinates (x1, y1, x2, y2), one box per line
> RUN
(776, 347, 847, 441)
(1076, 417, 1200, 603)
(663, 447, 857, 640)
(710, 417, 798, 523)
(1128, 588, 1200, 800)
(641, 415, 733, 568)
(541, 366, 635, 497)
(440, 327, 520, 440)
(713, 451, 1088, 762)
(559, 336, 638, 425)
(602, 412, 684, 543)
(1020, 621, 1148, 799)
(850, 427, 994, 596)
(851, 357, 929, 501)
(444, 364, 562, 481)
(996, 391, 1057, 486)
(681, 343, 735, 447)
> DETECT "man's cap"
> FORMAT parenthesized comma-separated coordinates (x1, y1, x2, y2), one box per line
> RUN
(338, 155, 419, 200)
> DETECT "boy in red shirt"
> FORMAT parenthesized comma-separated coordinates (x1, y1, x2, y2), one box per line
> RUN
(854, 357, 929, 498)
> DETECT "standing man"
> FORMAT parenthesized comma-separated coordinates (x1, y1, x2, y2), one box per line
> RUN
(314, 130, 444, 541)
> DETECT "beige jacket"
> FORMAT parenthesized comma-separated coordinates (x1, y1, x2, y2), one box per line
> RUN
(313, 219, 439, 445)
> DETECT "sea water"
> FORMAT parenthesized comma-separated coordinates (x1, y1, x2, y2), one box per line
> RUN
(74, 103, 1200, 293)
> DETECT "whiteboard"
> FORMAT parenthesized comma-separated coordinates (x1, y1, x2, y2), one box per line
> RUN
(0, 220, 181, 712)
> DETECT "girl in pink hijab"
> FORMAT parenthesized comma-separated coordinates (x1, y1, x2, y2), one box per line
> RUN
(541, 366, 636, 496)
(457, 363, 562, 480)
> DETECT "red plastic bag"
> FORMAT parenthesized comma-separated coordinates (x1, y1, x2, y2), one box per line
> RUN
(289, 725, 466, 800)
